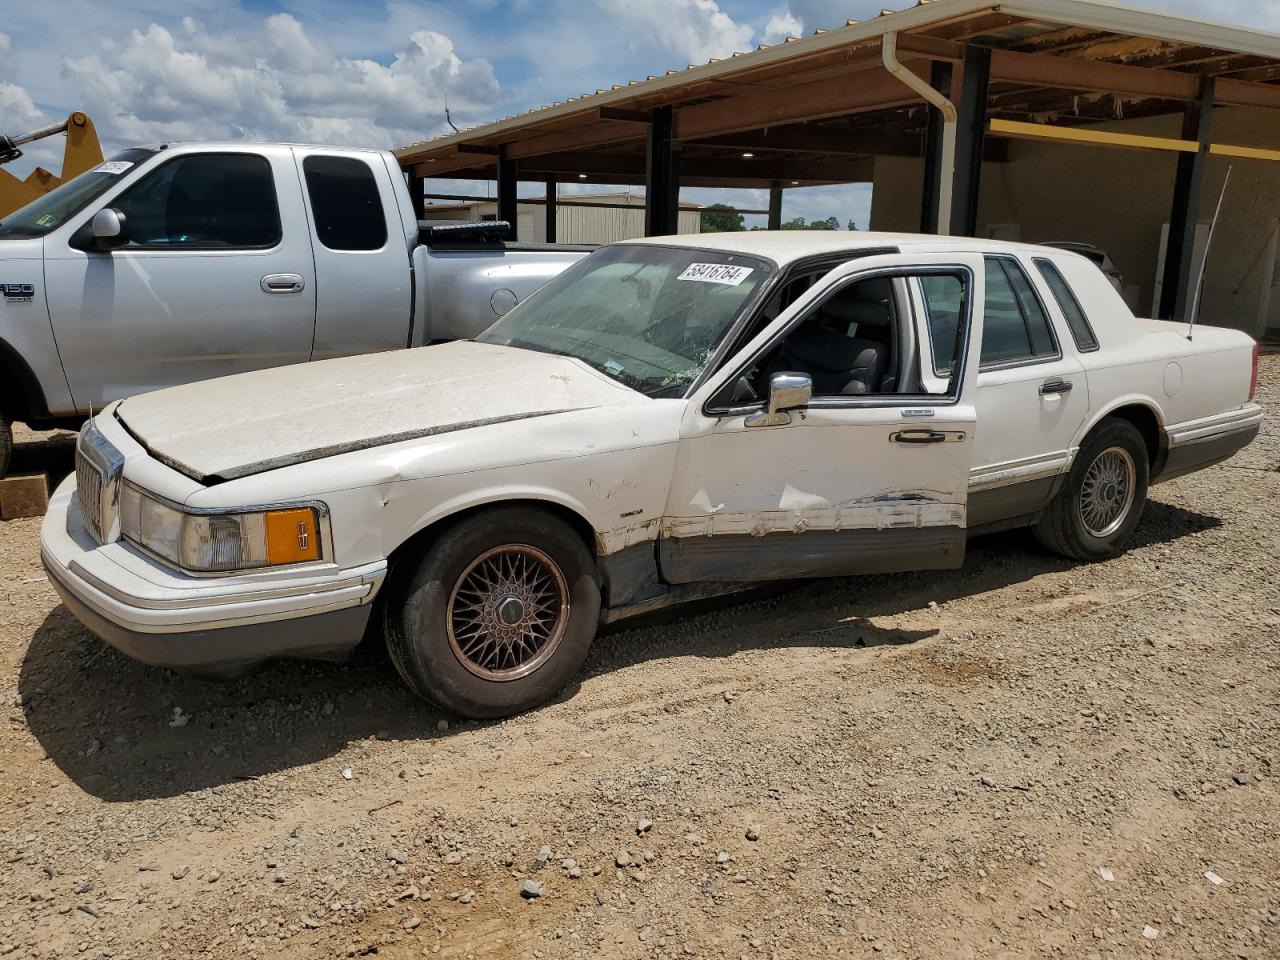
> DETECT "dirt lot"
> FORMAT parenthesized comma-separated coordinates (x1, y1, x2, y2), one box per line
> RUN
(2, 358, 1278, 960)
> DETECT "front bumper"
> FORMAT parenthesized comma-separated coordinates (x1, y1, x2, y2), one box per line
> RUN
(41, 476, 386, 676)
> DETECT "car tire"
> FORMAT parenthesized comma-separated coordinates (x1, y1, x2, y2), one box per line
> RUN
(1033, 417, 1150, 562)
(383, 506, 601, 719)
(0, 413, 11, 480)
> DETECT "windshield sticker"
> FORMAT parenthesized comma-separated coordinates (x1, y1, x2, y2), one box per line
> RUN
(93, 161, 134, 175)
(35, 214, 58, 227)
(603, 359, 625, 376)
(677, 263, 754, 286)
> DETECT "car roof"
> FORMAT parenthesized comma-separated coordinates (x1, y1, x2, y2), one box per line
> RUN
(627, 230, 1070, 267)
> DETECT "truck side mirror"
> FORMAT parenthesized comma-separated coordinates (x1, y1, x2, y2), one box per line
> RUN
(745, 372, 812, 428)
(90, 208, 129, 251)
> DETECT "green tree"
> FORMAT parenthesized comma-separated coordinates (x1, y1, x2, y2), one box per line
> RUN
(846, 218, 858, 231)
(780, 216, 808, 230)
(700, 203, 745, 232)
(809, 216, 840, 231)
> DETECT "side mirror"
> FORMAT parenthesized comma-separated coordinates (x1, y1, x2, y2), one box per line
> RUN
(89, 208, 128, 251)
(745, 372, 812, 428)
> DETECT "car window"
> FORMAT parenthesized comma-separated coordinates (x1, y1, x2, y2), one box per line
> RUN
(303, 155, 387, 251)
(920, 274, 965, 376)
(112, 154, 281, 249)
(478, 244, 772, 398)
(746, 277, 900, 399)
(1034, 257, 1099, 351)
(980, 257, 1058, 366)
(0, 148, 157, 240)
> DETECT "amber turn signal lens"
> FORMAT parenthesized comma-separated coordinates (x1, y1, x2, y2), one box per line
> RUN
(265, 508, 320, 565)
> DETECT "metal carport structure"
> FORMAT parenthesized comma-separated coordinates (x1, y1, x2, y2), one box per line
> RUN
(395, 0, 1280, 325)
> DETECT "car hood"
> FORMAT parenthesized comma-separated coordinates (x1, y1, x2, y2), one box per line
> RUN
(115, 341, 643, 482)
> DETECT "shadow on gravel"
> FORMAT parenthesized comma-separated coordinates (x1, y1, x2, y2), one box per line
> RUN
(10, 431, 76, 490)
(18, 499, 1219, 803)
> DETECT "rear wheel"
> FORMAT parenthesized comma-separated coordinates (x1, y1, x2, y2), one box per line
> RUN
(1033, 418, 1149, 561)
(384, 507, 600, 719)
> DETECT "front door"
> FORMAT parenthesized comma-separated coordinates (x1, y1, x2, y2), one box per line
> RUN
(661, 252, 986, 584)
(44, 150, 317, 409)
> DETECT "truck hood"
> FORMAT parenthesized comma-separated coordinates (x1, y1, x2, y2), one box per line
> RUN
(115, 341, 643, 482)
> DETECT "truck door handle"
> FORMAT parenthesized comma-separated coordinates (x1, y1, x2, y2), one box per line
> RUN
(890, 429, 966, 444)
(1039, 379, 1073, 396)
(261, 273, 305, 294)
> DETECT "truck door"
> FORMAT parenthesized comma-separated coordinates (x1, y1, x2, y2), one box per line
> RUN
(44, 149, 317, 409)
(660, 252, 986, 584)
(294, 150, 412, 359)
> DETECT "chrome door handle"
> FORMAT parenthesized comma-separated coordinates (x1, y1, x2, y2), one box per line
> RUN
(261, 273, 305, 294)
(890, 429, 966, 444)
(1039, 379, 1073, 396)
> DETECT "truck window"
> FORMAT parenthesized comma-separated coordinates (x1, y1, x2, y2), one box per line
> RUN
(1033, 257, 1099, 352)
(111, 153, 281, 249)
(919, 274, 965, 377)
(980, 256, 1058, 367)
(302, 155, 388, 252)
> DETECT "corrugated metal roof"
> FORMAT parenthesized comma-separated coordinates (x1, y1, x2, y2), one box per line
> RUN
(395, 0, 1280, 161)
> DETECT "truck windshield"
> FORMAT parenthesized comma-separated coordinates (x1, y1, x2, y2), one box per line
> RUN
(477, 244, 773, 398)
(0, 148, 157, 240)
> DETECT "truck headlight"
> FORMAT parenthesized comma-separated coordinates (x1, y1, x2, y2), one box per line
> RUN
(120, 484, 322, 572)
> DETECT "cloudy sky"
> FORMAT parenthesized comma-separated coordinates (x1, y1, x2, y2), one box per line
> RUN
(3, 0, 1277, 227)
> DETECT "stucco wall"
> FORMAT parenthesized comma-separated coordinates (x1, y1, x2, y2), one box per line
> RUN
(870, 106, 1280, 334)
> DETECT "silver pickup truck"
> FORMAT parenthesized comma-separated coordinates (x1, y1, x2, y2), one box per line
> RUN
(0, 142, 588, 475)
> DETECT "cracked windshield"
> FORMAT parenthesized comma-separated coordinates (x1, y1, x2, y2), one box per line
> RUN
(477, 244, 772, 398)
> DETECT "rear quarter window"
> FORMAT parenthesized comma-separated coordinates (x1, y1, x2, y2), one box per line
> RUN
(1034, 257, 1099, 352)
(302, 155, 388, 251)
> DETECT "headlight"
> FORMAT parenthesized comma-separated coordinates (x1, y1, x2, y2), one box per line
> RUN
(120, 484, 322, 573)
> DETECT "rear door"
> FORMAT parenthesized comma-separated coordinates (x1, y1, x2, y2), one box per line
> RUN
(44, 149, 317, 408)
(660, 252, 986, 584)
(914, 254, 1090, 526)
(294, 150, 412, 359)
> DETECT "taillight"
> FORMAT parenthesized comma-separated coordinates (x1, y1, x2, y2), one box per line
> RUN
(1250, 343, 1259, 401)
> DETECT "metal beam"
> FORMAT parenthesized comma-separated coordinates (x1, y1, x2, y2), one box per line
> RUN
(407, 173, 426, 220)
(497, 148, 518, 235)
(1160, 77, 1215, 322)
(518, 150, 876, 183)
(768, 183, 783, 230)
(673, 63, 927, 142)
(645, 107, 677, 236)
(545, 176, 557, 243)
(920, 60, 954, 234)
(951, 44, 991, 237)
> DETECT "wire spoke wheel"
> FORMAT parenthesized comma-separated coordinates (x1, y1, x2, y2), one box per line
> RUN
(447, 544, 570, 682)
(1078, 445, 1137, 538)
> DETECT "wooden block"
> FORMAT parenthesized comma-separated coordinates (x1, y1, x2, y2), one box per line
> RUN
(0, 473, 49, 520)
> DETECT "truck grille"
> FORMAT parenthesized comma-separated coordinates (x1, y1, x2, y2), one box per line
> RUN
(75, 421, 125, 545)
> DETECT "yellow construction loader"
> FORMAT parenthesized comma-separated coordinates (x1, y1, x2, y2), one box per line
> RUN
(0, 112, 104, 218)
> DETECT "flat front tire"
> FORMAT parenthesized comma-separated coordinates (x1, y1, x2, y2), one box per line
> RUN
(384, 507, 600, 719)
(1033, 417, 1150, 561)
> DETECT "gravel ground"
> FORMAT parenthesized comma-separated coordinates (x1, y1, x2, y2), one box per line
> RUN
(1, 357, 1277, 960)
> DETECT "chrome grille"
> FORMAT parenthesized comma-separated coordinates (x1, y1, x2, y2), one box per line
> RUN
(76, 448, 106, 543)
(75, 420, 124, 545)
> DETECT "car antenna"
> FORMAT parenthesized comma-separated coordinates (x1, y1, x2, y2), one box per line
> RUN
(1187, 165, 1233, 341)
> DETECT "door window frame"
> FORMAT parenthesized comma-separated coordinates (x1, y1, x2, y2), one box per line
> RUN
(975, 254, 1062, 372)
(88, 151, 283, 253)
(704, 262, 978, 416)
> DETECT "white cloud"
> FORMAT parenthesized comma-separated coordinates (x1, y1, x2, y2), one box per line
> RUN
(762, 12, 804, 45)
(599, 0, 755, 65)
(54, 14, 499, 153)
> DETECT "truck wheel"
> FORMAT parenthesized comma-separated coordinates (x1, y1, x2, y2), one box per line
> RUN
(384, 506, 601, 719)
(1033, 417, 1149, 562)
(0, 413, 11, 479)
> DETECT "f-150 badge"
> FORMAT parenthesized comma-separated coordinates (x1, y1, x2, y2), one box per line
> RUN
(1, 283, 35, 302)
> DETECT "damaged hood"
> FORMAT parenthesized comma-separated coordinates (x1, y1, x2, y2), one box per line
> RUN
(116, 341, 642, 481)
